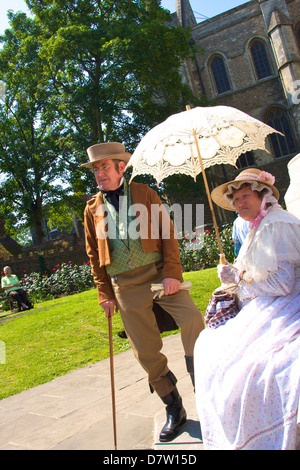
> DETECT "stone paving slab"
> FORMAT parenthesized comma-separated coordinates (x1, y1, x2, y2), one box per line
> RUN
(0, 334, 203, 451)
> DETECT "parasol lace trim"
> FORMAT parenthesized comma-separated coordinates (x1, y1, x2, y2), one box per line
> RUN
(127, 109, 279, 184)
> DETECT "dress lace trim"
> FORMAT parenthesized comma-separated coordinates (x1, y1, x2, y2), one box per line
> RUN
(234, 207, 300, 283)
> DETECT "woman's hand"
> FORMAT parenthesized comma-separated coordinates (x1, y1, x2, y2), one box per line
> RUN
(217, 263, 240, 284)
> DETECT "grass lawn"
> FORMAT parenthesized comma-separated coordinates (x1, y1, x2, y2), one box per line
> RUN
(0, 268, 219, 399)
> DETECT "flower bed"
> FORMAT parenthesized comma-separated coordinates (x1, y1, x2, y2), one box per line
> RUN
(1, 223, 234, 310)
(21, 261, 94, 304)
(179, 223, 234, 272)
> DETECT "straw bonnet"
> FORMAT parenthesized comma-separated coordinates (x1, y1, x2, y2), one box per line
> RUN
(211, 168, 279, 211)
(81, 142, 131, 168)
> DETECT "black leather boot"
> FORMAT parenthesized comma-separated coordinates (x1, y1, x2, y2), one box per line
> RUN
(159, 387, 187, 442)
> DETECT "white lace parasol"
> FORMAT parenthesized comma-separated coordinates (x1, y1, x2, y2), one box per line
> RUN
(127, 106, 280, 184)
(127, 105, 281, 261)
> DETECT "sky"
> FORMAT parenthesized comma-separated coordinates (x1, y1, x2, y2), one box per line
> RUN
(0, 0, 249, 34)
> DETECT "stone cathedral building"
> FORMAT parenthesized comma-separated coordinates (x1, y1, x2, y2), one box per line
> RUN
(170, 0, 300, 224)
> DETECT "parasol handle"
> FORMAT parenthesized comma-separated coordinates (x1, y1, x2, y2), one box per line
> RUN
(186, 105, 226, 265)
(219, 253, 226, 265)
(192, 127, 224, 254)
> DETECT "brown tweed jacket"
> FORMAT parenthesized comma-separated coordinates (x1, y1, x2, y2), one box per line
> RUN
(84, 182, 183, 304)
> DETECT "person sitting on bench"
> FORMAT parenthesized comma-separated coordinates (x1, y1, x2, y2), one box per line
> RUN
(1, 266, 31, 311)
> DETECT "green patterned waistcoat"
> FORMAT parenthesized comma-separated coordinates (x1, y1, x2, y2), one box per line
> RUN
(104, 182, 162, 276)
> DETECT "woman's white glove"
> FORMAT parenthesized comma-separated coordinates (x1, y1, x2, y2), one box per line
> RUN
(217, 262, 241, 285)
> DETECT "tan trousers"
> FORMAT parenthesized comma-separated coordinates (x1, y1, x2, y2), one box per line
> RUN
(111, 261, 204, 396)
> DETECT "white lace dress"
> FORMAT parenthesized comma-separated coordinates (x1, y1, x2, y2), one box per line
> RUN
(194, 207, 300, 450)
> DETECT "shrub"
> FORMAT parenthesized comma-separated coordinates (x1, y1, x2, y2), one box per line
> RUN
(22, 261, 94, 303)
(1, 225, 234, 309)
(179, 223, 235, 271)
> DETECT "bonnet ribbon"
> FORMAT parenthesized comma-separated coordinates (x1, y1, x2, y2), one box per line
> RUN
(249, 195, 268, 230)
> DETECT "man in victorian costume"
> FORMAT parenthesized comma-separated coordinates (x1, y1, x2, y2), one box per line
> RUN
(82, 142, 204, 442)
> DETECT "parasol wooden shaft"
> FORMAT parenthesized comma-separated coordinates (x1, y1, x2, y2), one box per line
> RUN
(190, 125, 226, 264)
(108, 314, 118, 450)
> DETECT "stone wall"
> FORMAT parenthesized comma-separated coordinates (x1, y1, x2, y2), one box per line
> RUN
(0, 241, 89, 279)
(182, 0, 299, 225)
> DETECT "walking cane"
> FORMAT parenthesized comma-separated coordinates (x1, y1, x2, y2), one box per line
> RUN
(108, 313, 118, 450)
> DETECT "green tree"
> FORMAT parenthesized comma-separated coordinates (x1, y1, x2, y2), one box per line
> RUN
(0, 1, 203, 242)
(26, 0, 198, 165)
(0, 12, 73, 244)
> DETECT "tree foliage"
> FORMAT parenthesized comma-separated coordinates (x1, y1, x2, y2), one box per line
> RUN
(0, 0, 202, 243)
(0, 12, 73, 244)
(27, 0, 197, 152)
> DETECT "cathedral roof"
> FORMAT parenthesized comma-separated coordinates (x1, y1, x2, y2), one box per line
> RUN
(175, 0, 197, 27)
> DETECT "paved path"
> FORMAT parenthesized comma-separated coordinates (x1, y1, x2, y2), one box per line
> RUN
(0, 334, 203, 451)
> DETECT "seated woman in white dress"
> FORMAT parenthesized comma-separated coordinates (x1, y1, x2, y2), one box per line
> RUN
(194, 168, 300, 450)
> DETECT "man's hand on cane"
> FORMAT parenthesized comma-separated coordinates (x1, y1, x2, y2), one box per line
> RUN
(101, 300, 119, 318)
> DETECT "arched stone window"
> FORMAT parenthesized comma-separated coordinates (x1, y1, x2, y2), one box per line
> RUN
(250, 40, 272, 80)
(210, 56, 231, 94)
(265, 107, 297, 157)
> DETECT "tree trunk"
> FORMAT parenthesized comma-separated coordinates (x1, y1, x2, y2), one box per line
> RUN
(29, 198, 46, 245)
